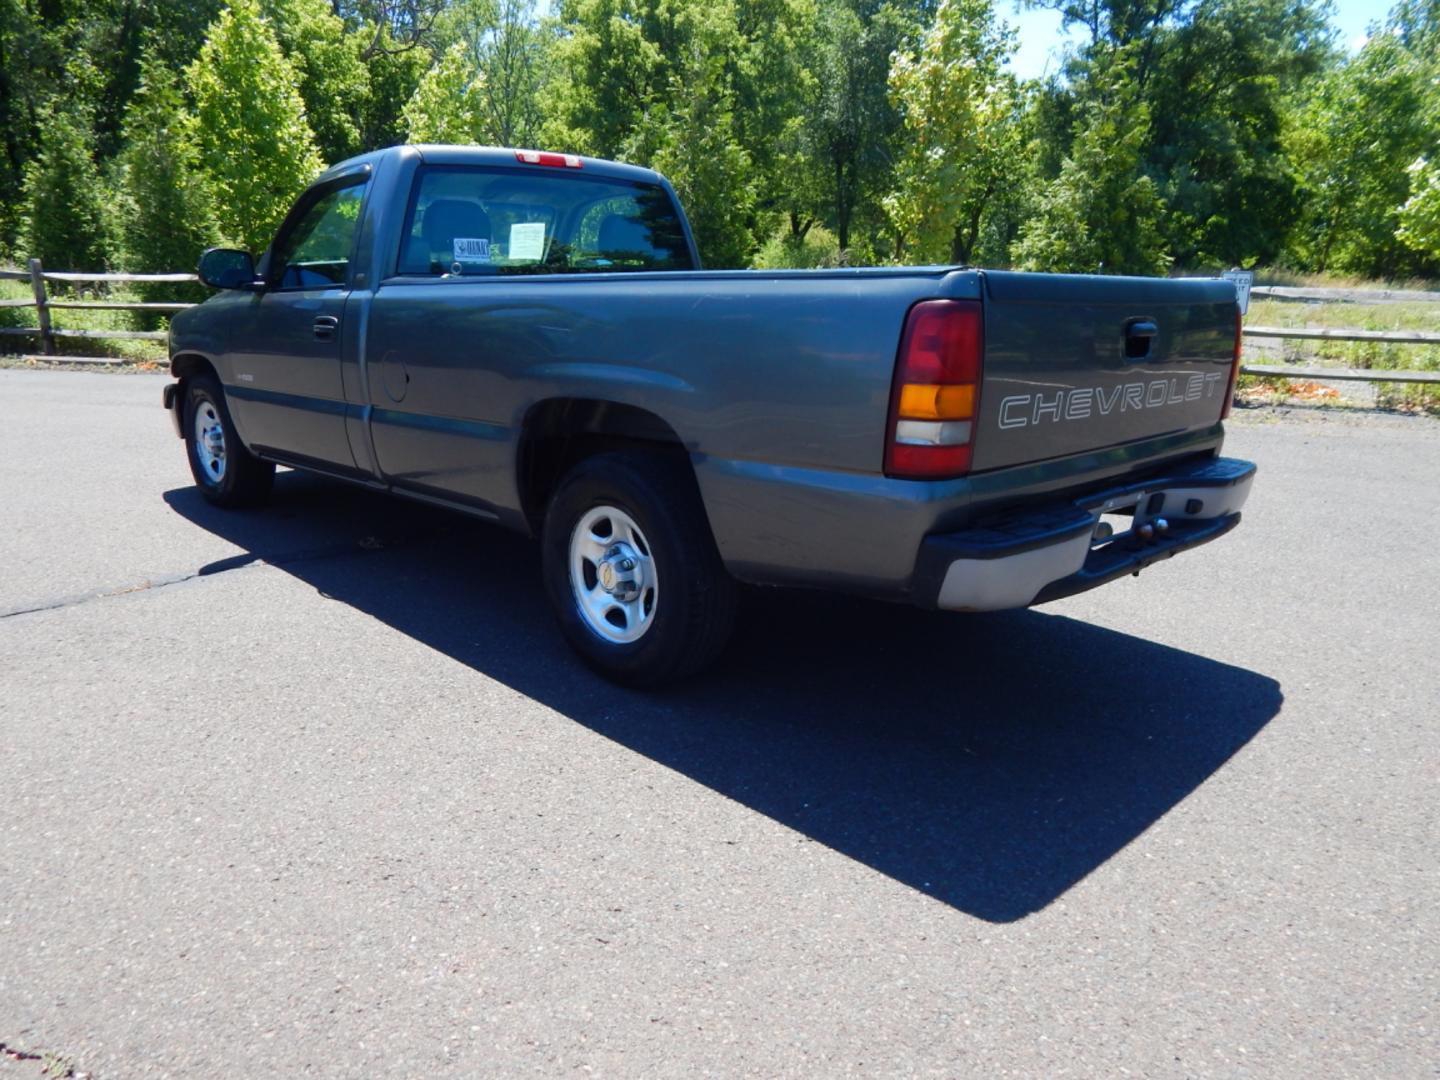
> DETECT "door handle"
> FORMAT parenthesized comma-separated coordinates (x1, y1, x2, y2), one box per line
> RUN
(1124, 319, 1158, 359)
(313, 315, 339, 342)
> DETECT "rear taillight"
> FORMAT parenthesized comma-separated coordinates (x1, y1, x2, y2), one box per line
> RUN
(1222, 306, 1242, 419)
(885, 299, 983, 479)
(515, 149, 583, 168)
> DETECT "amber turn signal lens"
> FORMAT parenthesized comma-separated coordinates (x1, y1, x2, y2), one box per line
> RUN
(897, 382, 975, 421)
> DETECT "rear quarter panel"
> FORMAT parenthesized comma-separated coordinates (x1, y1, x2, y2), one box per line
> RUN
(365, 267, 974, 482)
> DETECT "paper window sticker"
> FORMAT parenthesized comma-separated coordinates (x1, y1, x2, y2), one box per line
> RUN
(453, 238, 491, 263)
(509, 223, 546, 261)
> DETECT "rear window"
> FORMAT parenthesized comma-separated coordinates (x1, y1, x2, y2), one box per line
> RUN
(394, 165, 693, 277)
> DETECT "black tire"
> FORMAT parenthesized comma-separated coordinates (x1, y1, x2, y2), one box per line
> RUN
(541, 451, 738, 687)
(182, 374, 274, 508)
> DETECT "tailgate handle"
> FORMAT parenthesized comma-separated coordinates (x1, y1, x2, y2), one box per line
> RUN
(1124, 319, 1158, 359)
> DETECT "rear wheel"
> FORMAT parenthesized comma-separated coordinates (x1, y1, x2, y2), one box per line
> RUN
(183, 375, 274, 508)
(542, 451, 737, 686)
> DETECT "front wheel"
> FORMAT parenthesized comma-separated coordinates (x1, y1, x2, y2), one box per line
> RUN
(182, 375, 274, 508)
(541, 452, 737, 687)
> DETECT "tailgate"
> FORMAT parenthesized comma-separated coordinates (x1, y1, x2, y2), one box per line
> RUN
(972, 270, 1237, 472)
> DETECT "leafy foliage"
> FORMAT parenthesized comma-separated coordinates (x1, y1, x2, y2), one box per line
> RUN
(885, 0, 1019, 263)
(1400, 157, 1440, 258)
(799, 0, 913, 253)
(541, 0, 666, 158)
(644, 6, 758, 267)
(440, 0, 552, 147)
(0, 0, 1435, 284)
(1284, 28, 1438, 277)
(262, 0, 372, 163)
(21, 105, 113, 271)
(117, 51, 217, 295)
(403, 0, 553, 147)
(403, 41, 488, 141)
(186, 0, 324, 253)
(1015, 52, 1169, 275)
(358, 32, 433, 149)
(542, 0, 762, 264)
(1142, 0, 1333, 267)
(753, 222, 842, 266)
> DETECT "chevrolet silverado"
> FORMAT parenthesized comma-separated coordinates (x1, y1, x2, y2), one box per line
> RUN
(163, 144, 1255, 684)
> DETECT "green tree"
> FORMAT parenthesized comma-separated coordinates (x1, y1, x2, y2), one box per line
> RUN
(1284, 30, 1435, 276)
(799, 0, 913, 254)
(731, 0, 817, 241)
(85, 0, 226, 159)
(543, 0, 759, 262)
(405, 0, 554, 147)
(187, 0, 323, 253)
(1391, 0, 1440, 52)
(1025, 0, 1334, 270)
(884, 0, 1019, 263)
(5, 0, 225, 164)
(117, 50, 216, 287)
(402, 41, 488, 141)
(0, 0, 230, 252)
(1399, 157, 1440, 258)
(1393, 0, 1440, 263)
(1015, 53, 1169, 274)
(541, 0, 667, 157)
(358, 27, 432, 150)
(442, 0, 553, 147)
(338, 0, 448, 56)
(1023, 0, 1190, 59)
(1143, 0, 1333, 267)
(262, 0, 371, 163)
(0, 0, 86, 250)
(20, 104, 112, 270)
(643, 3, 757, 266)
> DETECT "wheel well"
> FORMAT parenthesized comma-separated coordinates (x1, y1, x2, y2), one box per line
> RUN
(517, 398, 692, 534)
(171, 352, 216, 383)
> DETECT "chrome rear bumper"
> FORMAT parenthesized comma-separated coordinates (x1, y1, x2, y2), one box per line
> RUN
(914, 457, 1256, 612)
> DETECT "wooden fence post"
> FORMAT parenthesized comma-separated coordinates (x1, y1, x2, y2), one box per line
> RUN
(27, 258, 53, 355)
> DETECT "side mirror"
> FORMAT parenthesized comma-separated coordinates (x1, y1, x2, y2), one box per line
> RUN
(198, 247, 258, 290)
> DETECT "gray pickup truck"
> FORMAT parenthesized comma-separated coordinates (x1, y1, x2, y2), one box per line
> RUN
(163, 144, 1255, 684)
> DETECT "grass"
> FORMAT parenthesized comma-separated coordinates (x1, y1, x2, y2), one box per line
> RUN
(1249, 267, 1440, 292)
(0, 275, 170, 364)
(1243, 295, 1440, 415)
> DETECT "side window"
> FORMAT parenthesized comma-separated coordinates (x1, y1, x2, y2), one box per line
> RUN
(395, 166, 693, 277)
(272, 180, 367, 289)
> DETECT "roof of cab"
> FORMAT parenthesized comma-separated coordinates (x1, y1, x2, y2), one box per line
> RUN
(317, 144, 666, 188)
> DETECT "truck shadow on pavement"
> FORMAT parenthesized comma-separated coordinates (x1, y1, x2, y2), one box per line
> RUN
(166, 472, 1283, 924)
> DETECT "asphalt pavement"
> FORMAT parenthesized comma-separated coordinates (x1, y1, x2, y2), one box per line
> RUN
(1, 370, 1436, 1078)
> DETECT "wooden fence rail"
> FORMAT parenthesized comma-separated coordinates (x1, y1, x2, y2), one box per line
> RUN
(1243, 325, 1440, 345)
(1239, 323, 1440, 385)
(1240, 363, 1440, 386)
(0, 258, 198, 353)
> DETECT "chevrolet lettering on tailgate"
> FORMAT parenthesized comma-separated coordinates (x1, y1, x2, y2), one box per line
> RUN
(998, 372, 1229, 430)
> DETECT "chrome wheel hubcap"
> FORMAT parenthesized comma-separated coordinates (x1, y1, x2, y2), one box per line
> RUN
(569, 505, 658, 644)
(193, 399, 226, 483)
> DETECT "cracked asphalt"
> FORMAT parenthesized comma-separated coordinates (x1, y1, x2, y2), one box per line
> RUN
(1, 369, 1437, 1078)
